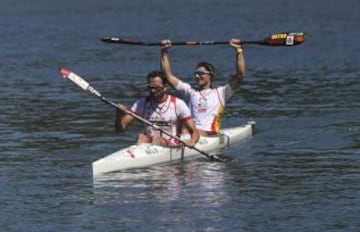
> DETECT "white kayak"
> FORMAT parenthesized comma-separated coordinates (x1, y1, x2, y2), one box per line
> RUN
(92, 121, 255, 177)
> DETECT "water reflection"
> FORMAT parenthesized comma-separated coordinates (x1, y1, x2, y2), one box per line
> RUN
(92, 160, 229, 206)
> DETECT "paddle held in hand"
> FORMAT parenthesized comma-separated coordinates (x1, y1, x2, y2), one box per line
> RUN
(101, 32, 305, 47)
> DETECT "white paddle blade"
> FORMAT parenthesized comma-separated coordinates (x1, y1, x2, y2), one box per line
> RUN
(60, 68, 90, 90)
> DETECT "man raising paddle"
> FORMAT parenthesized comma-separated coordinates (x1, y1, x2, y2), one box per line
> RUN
(115, 70, 200, 147)
(160, 38, 245, 136)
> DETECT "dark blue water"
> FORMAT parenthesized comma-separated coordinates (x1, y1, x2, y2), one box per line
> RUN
(1, 0, 359, 231)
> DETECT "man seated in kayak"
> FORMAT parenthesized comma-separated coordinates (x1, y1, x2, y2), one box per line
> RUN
(160, 38, 246, 136)
(115, 70, 200, 147)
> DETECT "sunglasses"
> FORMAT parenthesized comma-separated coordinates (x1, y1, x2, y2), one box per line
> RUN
(194, 71, 211, 76)
(147, 84, 164, 90)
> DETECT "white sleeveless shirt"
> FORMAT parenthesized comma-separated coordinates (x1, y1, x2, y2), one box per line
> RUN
(130, 95, 192, 139)
(176, 81, 234, 134)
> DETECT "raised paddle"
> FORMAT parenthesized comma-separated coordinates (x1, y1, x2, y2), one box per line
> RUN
(101, 32, 305, 47)
(59, 68, 228, 162)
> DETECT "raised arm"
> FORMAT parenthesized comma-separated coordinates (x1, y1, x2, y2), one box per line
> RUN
(228, 38, 246, 90)
(160, 40, 180, 88)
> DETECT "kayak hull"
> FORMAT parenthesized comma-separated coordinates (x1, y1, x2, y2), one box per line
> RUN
(92, 121, 255, 176)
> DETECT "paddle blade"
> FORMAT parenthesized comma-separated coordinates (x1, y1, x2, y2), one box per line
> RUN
(260, 32, 305, 46)
(59, 68, 71, 78)
(209, 153, 233, 162)
(59, 68, 90, 90)
(101, 37, 155, 45)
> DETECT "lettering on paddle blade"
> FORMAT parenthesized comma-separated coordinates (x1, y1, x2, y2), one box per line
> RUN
(271, 33, 288, 40)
